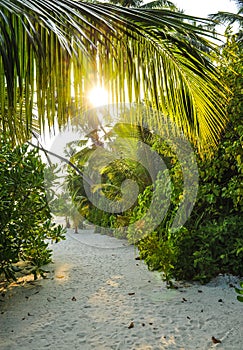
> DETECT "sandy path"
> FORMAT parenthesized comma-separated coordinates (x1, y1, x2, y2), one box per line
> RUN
(0, 228, 242, 350)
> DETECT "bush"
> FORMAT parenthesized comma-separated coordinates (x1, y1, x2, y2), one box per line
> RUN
(135, 34, 243, 285)
(135, 118, 243, 283)
(0, 138, 65, 280)
(174, 216, 243, 282)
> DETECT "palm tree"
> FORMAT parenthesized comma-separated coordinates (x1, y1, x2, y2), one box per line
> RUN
(0, 0, 229, 153)
(139, 0, 178, 11)
(109, 0, 178, 10)
(209, 0, 243, 28)
(209, 2, 243, 58)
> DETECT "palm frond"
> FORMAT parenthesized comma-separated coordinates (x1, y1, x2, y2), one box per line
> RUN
(209, 11, 243, 26)
(0, 0, 229, 152)
(139, 0, 178, 10)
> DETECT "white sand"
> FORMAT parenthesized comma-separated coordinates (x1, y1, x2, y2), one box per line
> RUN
(0, 226, 242, 350)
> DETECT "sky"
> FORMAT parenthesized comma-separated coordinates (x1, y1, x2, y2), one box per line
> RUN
(174, 0, 238, 18)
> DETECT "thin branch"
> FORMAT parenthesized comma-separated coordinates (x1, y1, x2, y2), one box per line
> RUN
(27, 141, 93, 187)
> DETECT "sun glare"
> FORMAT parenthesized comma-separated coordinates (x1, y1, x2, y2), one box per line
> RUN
(87, 86, 109, 107)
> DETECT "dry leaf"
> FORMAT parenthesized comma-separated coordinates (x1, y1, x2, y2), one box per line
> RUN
(128, 321, 134, 329)
(212, 336, 221, 344)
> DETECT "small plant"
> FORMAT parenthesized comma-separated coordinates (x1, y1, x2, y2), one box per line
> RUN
(235, 282, 243, 302)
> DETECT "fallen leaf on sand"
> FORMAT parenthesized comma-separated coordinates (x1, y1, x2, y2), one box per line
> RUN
(128, 321, 134, 329)
(212, 336, 221, 344)
(56, 275, 65, 279)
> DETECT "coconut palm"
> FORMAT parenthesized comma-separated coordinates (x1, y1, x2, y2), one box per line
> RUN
(0, 0, 229, 152)
(209, 0, 243, 28)
(110, 0, 178, 10)
(209, 1, 243, 50)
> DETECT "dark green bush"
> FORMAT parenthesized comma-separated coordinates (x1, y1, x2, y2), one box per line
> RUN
(0, 138, 65, 280)
(174, 216, 243, 282)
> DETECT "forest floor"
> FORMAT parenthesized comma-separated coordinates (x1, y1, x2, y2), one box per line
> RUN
(0, 221, 242, 350)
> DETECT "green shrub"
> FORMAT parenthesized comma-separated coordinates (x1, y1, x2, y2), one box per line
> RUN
(137, 231, 176, 285)
(172, 216, 243, 283)
(0, 138, 65, 280)
(135, 34, 243, 285)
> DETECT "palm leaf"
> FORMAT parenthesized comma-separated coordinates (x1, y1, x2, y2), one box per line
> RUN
(209, 11, 243, 26)
(139, 0, 178, 10)
(0, 0, 229, 152)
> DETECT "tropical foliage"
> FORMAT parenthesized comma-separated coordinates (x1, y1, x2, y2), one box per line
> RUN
(209, 0, 243, 28)
(0, 137, 65, 280)
(209, 0, 243, 45)
(135, 32, 243, 284)
(0, 0, 242, 288)
(66, 28, 243, 285)
(0, 0, 229, 152)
